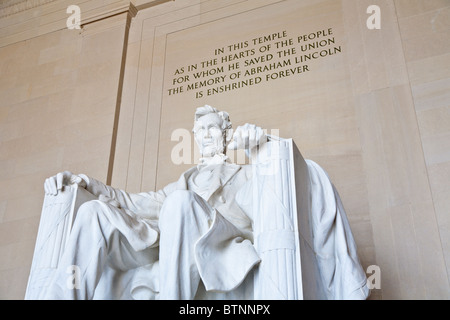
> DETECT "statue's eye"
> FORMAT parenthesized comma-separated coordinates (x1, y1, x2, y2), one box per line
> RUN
(209, 127, 221, 133)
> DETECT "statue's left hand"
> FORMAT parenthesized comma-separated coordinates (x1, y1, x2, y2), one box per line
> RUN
(228, 123, 267, 151)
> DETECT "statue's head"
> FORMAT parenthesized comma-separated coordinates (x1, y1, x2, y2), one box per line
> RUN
(193, 105, 233, 158)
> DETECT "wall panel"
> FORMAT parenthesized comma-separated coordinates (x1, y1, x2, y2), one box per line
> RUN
(112, 0, 450, 299)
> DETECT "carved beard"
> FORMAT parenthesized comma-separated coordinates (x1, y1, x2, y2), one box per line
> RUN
(200, 133, 226, 158)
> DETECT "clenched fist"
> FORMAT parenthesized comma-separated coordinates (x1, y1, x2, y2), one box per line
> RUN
(228, 123, 267, 151)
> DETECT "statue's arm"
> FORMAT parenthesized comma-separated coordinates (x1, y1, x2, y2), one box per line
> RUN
(44, 171, 171, 219)
(80, 174, 172, 219)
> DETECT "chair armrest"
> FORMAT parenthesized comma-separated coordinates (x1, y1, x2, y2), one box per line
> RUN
(25, 184, 97, 299)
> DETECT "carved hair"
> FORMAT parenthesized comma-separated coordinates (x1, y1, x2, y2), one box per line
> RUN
(194, 105, 232, 130)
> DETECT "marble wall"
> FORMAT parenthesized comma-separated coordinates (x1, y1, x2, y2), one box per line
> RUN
(0, 0, 448, 299)
(0, 1, 131, 299)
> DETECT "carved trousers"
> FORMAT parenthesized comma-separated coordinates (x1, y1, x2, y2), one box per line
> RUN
(44, 190, 214, 300)
(158, 190, 215, 299)
(43, 199, 156, 300)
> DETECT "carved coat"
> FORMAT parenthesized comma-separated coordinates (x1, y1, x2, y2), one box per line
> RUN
(81, 162, 260, 295)
(81, 159, 369, 299)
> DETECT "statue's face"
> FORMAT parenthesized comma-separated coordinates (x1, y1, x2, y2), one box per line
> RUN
(193, 113, 226, 158)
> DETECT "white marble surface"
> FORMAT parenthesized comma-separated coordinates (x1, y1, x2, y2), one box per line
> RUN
(26, 106, 369, 300)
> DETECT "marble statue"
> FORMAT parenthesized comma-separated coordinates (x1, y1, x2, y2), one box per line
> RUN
(25, 105, 370, 300)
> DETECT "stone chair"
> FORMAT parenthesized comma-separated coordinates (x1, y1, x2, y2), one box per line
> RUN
(25, 138, 369, 300)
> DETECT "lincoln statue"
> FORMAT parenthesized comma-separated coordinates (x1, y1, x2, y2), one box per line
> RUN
(32, 105, 369, 300)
